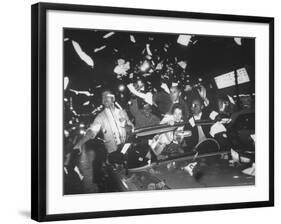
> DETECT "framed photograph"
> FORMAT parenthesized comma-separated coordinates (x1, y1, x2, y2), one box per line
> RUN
(31, 2, 274, 222)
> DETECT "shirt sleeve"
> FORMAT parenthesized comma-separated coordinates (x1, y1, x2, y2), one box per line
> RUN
(87, 116, 102, 138)
(127, 84, 153, 105)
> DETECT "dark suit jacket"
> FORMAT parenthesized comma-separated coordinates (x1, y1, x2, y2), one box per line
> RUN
(184, 109, 212, 150)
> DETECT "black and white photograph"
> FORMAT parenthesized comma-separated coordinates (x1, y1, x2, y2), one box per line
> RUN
(63, 28, 256, 195)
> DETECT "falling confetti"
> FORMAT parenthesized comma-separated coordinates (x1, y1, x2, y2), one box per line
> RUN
(193, 40, 198, 45)
(161, 83, 170, 94)
(94, 45, 107, 53)
(64, 130, 69, 137)
(64, 76, 69, 90)
(72, 40, 94, 68)
(145, 55, 152, 60)
(103, 32, 115, 39)
(146, 44, 152, 56)
(234, 37, 242, 46)
(83, 101, 90, 106)
(130, 35, 136, 43)
(177, 35, 192, 46)
(140, 60, 150, 72)
(69, 89, 94, 96)
(156, 62, 163, 70)
(64, 38, 69, 42)
(177, 61, 187, 69)
(250, 134, 255, 143)
(113, 59, 130, 76)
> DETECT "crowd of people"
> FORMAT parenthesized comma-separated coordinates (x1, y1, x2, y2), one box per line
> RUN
(75, 80, 232, 151)
(63, 79, 236, 192)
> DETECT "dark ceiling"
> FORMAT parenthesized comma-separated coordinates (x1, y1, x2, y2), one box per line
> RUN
(63, 28, 255, 115)
(64, 28, 254, 90)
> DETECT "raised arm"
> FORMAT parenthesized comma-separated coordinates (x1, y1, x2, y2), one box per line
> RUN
(127, 83, 153, 105)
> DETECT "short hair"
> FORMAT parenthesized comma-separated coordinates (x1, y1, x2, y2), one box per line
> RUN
(171, 103, 183, 114)
(101, 90, 115, 101)
(101, 89, 112, 95)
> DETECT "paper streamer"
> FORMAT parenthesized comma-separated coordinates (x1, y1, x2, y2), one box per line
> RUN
(146, 44, 152, 56)
(69, 89, 94, 96)
(130, 35, 136, 43)
(94, 45, 107, 53)
(103, 32, 115, 39)
(83, 101, 90, 106)
(72, 40, 94, 68)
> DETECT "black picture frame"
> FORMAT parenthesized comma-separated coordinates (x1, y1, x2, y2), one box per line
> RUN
(31, 2, 274, 222)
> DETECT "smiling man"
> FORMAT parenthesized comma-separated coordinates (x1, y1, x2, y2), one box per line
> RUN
(74, 90, 134, 154)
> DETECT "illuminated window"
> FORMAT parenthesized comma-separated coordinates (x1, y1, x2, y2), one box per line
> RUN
(214, 67, 250, 89)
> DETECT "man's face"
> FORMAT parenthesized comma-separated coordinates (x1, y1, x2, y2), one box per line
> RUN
(102, 91, 114, 108)
(142, 104, 152, 117)
(173, 108, 183, 123)
(170, 86, 180, 102)
(191, 100, 203, 115)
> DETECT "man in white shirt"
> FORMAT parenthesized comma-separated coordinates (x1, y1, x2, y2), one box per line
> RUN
(74, 90, 134, 154)
(73, 90, 135, 190)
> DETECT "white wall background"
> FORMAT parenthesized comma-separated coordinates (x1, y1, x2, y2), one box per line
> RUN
(0, 0, 279, 223)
